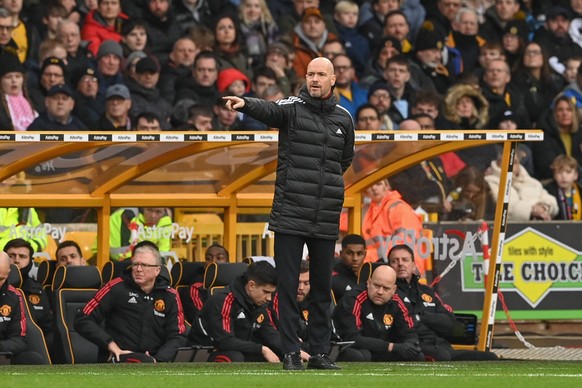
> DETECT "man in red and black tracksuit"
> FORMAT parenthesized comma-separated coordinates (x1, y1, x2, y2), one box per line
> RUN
(388, 244, 498, 361)
(182, 244, 229, 324)
(4, 239, 54, 354)
(75, 242, 187, 362)
(332, 265, 423, 362)
(0, 252, 45, 364)
(188, 261, 282, 363)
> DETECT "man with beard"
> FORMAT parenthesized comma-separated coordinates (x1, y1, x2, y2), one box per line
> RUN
(4, 239, 53, 352)
(534, 6, 582, 75)
(143, 0, 184, 65)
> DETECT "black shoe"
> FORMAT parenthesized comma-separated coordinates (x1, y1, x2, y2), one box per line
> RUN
(283, 352, 304, 370)
(307, 354, 341, 370)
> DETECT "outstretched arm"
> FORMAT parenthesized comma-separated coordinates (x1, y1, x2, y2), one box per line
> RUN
(223, 96, 288, 130)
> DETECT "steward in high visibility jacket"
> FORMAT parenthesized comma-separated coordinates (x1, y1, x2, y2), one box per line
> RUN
(109, 208, 172, 260)
(0, 208, 47, 253)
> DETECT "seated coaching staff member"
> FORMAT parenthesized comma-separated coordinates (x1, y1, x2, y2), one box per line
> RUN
(223, 56, 355, 371)
(75, 242, 187, 362)
(188, 261, 282, 363)
(0, 251, 45, 364)
(387, 244, 498, 361)
(332, 265, 423, 362)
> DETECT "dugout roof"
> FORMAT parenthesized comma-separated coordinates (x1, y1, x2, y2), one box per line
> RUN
(0, 129, 542, 352)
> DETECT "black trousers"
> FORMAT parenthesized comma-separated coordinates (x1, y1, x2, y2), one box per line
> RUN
(209, 350, 265, 362)
(422, 337, 499, 361)
(275, 232, 335, 355)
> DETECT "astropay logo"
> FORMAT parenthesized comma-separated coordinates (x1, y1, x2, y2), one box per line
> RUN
(136, 223, 194, 243)
(10, 223, 66, 241)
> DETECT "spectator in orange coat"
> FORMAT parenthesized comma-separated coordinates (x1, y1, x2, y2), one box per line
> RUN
(362, 179, 427, 278)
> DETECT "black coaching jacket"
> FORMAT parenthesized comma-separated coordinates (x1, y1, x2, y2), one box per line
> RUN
(240, 87, 355, 240)
(0, 281, 28, 355)
(188, 276, 282, 358)
(75, 273, 187, 362)
(395, 276, 456, 342)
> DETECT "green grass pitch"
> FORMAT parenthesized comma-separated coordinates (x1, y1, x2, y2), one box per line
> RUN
(1, 361, 581, 387)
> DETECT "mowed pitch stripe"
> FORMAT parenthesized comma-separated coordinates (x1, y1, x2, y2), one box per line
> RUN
(7, 371, 582, 378)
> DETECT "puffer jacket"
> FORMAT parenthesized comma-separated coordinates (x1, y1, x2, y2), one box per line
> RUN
(240, 87, 355, 240)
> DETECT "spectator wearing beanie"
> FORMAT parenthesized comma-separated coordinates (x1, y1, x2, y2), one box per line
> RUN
(71, 67, 103, 127)
(27, 56, 69, 114)
(81, 0, 129, 56)
(361, 37, 401, 89)
(95, 40, 125, 105)
(127, 56, 173, 129)
(0, 50, 38, 130)
(409, 28, 452, 95)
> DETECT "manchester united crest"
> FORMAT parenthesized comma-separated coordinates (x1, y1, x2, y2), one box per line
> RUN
(0, 304, 11, 316)
(257, 313, 264, 324)
(154, 299, 165, 312)
(28, 295, 41, 305)
(421, 294, 433, 303)
(383, 314, 393, 325)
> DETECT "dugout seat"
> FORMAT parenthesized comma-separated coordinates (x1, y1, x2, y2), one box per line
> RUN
(52, 265, 102, 364)
(101, 259, 171, 286)
(203, 262, 248, 295)
(37, 259, 57, 293)
(8, 264, 52, 364)
(171, 261, 206, 288)
(357, 262, 387, 284)
(242, 256, 276, 267)
(100, 260, 131, 284)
